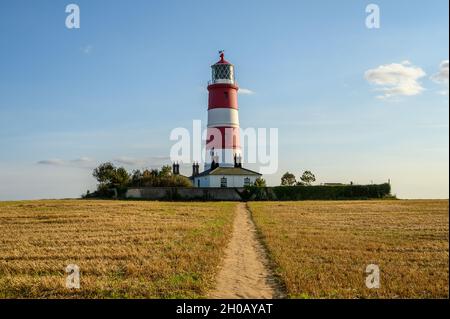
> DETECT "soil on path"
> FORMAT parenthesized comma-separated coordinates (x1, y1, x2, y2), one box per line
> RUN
(209, 203, 284, 299)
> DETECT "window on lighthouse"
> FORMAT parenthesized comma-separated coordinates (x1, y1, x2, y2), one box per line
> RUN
(212, 64, 234, 84)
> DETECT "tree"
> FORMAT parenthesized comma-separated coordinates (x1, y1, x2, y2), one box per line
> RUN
(150, 169, 159, 177)
(159, 165, 172, 178)
(129, 165, 193, 188)
(300, 170, 316, 186)
(171, 175, 193, 187)
(281, 172, 296, 186)
(112, 167, 131, 187)
(91, 163, 192, 199)
(92, 162, 130, 188)
(254, 177, 267, 187)
(131, 170, 143, 185)
(142, 169, 153, 178)
(93, 162, 116, 184)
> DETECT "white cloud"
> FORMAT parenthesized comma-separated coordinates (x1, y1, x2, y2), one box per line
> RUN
(114, 156, 146, 166)
(71, 157, 94, 163)
(113, 156, 170, 167)
(37, 157, 95, 168)
(239, 88, 255, 95)
(365, 61, 426, 99)
(37, 159, 65, 166)
(81, 45, 93, 54)
(431, 60, 449, 96)
(37, 156, 171, 169)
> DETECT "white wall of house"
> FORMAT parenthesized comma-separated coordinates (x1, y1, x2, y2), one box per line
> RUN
(195, 176, 210, 187)
(193, 175, 259, 188)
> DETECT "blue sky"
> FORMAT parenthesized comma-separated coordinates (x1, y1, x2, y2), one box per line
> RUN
(0, 0, 448, 199)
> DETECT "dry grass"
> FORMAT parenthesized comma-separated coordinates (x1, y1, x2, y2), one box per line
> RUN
(0, 200, 236, 298)
(248, 200, 449, 299)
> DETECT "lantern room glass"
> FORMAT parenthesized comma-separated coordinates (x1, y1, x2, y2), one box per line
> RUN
(211, 64, 235, 84)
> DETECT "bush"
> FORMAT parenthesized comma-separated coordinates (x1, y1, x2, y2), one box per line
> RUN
(88, 163, 192, 199)
(236, 186, 276, 201)
(138, 174, 192, 187)
(271, 183, 391, 200)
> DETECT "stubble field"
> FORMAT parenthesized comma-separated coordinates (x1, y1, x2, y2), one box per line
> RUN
(0, 200, 236, 298)
(0, 199, 448, 299)
(248, 200, 449, 298)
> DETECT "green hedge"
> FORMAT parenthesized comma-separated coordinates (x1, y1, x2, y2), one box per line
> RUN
(244, 183, 391, 201)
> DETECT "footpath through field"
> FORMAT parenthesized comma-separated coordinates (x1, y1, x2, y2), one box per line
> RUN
(209, 203, 283, 299)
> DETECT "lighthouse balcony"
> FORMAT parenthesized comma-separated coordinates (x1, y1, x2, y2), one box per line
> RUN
(208, 79, 237, 85)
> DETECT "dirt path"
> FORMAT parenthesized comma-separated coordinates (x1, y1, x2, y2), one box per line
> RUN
(209, 203, 284, 299)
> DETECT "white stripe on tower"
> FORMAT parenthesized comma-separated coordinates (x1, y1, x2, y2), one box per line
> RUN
(207, 108, 240, 128)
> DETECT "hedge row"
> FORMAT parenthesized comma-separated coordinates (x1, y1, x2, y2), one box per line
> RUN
(242, 183, 391, 201)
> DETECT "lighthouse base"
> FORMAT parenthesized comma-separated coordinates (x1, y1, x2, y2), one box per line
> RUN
(204, 148, 240, 170)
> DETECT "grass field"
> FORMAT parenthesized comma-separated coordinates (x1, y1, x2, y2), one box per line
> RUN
(0, 200, 236, 298)
(1, 199, 448, 299)
(249, 200, 449, 298)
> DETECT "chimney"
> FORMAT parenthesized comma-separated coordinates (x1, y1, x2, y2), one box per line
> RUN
(234, 154, 242, 168)
(192, 162, 199, 176)
(173, 162, 180, 175)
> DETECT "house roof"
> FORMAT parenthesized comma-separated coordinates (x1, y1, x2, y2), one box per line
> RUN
(192, 166, 262, 178)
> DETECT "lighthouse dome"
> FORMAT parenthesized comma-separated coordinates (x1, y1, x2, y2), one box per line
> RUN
(210, 51, 235, 85)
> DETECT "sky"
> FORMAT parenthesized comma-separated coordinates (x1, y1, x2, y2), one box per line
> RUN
(0, 0, 448, 200)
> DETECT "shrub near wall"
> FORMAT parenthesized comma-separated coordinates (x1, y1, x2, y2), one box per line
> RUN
(124, 184, 392, 201)
(270, 183, 391, 201)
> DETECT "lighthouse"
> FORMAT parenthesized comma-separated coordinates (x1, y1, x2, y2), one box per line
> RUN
(190, 51, 262, 188)
(205, 51, 241, 170)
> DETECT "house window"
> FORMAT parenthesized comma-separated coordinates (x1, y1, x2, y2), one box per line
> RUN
(244, 177, 251, 186)
(197, 180, 200, 187)
(220, 177, 227, 188)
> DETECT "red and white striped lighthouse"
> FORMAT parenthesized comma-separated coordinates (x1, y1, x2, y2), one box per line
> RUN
(205, 51, 242, 169)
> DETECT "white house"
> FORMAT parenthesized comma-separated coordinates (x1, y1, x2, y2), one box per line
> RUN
(191, 166, 261, 188)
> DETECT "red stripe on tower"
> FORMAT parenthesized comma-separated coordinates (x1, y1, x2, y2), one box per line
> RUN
(205, 51, 241, 169)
